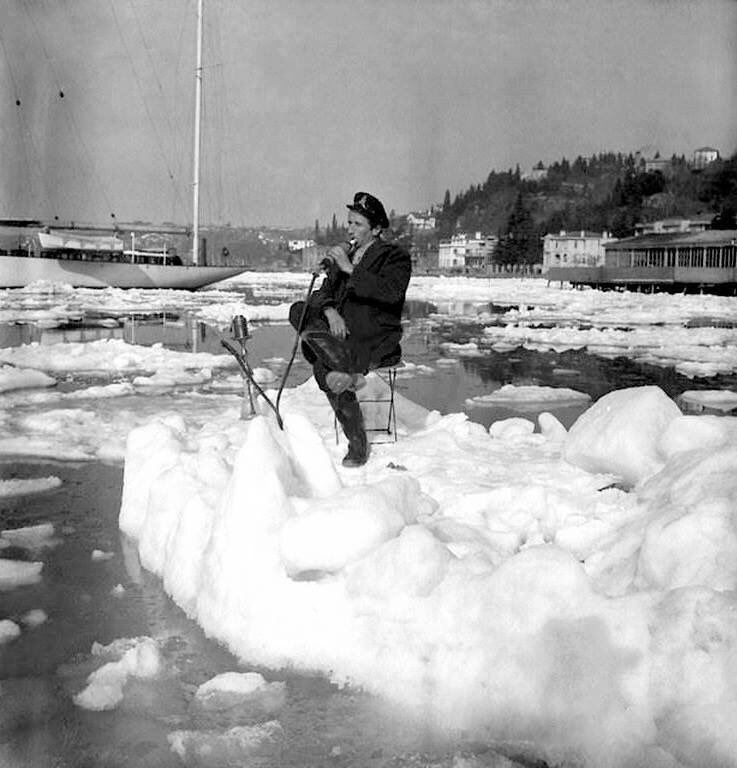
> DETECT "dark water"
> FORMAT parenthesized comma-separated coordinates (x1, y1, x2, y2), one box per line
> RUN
(2, 294, 735, 767)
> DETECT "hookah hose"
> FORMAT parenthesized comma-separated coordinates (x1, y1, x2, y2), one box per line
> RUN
(275, 271, 319, 418)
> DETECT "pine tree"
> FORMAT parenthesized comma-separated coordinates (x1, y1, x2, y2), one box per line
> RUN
(497, 192, 538, 265)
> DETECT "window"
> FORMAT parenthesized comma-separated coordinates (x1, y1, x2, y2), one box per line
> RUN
(705, 247, 720, 268)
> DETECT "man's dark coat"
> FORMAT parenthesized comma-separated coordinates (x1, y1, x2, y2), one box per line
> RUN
(308, 238, 411, 372)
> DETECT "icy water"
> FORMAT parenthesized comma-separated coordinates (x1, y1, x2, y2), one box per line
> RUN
(2, 291, 736, 767)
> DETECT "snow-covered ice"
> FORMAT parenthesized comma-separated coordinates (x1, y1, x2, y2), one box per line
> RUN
(118, 379, 737, 768)
(2, 274, 737, 768)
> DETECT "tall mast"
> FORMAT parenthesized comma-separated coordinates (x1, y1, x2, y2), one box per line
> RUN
(192, 0, 204, 265)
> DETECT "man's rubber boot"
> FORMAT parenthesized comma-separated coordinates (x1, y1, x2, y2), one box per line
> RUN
(334, 393, 369, 467)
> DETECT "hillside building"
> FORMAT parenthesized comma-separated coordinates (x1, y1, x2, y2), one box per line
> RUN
(406, 211, 436, 230)
(521, 163, 548, 182)
(692, 147, 720, 169)
(634, 217, 712, 236)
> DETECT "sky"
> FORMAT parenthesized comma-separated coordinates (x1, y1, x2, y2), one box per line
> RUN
(1, 0, 736, 229)
(2, 276, 737, 766)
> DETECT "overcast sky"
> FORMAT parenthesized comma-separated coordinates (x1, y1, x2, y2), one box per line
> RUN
(1, 0, 736, 229)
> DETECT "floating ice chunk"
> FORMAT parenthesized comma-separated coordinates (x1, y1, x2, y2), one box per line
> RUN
(0, 476, 61, 498)
(168, 721, 284, 765)
(193, 672, 287, 717)
(0, 365, 56, 393)
(489, 417, 535, 440)
(1, 522, 56, 548)
(91, 549, 114, 561)
(678, 389, 737, 412)
(467, 384, 590, 411)
(111, 584, 125, 597)
(0, 619, 21, 643)
(21, 609, 47, 627)
(196, 671, 271, 698)
(0, 558, 43, 590)
(74, 636, 161, 711)
(439, 341, 483, 357)
(133, 367, 212, 388)
(564, 386, 680, 486)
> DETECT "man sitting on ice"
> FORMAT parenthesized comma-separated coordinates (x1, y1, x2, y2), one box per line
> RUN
(289, 192, 411, 468)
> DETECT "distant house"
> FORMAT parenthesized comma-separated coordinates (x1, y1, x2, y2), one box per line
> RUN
(644, 156, 673, 176)
(542, 230, 616, 273)
(634, 217, 712, 236)
(288, 238, 315, 252)
(438, 232, 497, 270)
(521, 163, 547, 182)
(406, 211, 436, 230)
(692, 147, 720, 169)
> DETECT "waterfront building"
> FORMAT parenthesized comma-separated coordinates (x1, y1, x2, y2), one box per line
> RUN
(438, 232, 497, 271)
(542, 230, 615, 273)
(546, 229, 737, 292)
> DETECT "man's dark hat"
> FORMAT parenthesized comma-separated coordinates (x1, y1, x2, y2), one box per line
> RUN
(346, 191, 390, 229)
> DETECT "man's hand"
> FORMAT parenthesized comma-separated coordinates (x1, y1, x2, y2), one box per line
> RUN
(325, 244, 354, 274)
(324, 307, 347, 339)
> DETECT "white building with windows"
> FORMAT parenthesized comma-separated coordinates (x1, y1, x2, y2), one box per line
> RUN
(692, 147, 720, 169)
(288, 238, 315, 252)
(542, 230, 616, 273)
(438, 232, 497, 270)
(406, 211, 436, 230)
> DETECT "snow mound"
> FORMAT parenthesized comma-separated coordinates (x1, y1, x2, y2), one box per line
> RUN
(564, 386, 681, 486)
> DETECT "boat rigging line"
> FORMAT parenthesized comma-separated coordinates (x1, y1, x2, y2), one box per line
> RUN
(17, 0, 117, 222)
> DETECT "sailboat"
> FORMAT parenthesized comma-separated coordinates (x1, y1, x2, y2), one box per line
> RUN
(0, 0, 248, 290)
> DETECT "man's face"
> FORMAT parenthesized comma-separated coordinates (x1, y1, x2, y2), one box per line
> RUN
(347, 210, 377, 247)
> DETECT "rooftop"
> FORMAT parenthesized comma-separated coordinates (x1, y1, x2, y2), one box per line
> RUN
(606, 229, 737, 250)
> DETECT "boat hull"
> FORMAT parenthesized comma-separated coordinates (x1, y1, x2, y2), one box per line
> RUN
(0, 255, 246, 290)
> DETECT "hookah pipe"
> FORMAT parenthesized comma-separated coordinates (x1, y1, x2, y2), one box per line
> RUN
(221, 315, 284, 430)
(222, 239, 357, 431)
